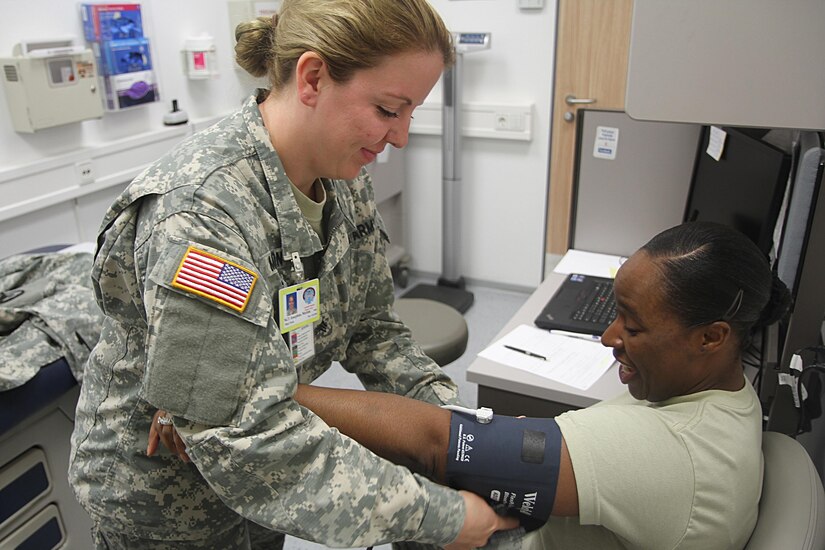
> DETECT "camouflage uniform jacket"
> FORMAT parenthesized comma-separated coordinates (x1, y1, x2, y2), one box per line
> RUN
(69, 91, 464, 545)
(0, 250, 101, 390)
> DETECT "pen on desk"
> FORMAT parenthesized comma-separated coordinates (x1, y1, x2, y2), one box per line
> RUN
(549, 329, 602, 342)
(504, 344, 548, 361)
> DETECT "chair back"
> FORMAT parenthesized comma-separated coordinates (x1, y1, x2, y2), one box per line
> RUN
(744, 431, 825, 549)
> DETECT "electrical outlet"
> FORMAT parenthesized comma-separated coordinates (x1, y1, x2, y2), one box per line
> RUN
(494, 112, 525, 132)
(75, 160, 96, 185)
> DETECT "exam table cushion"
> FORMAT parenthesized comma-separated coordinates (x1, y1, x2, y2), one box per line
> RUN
(0, 245, 101, 436)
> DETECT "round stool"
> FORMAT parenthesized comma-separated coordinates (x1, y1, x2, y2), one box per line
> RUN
(394, 298, 469, 367)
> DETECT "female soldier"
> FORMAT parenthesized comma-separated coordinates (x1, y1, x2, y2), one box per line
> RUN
(69, 0, 516, 548)
(288, 221, 792, 549)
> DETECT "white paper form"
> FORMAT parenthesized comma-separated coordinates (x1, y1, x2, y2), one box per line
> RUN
(478, 324, 617, 390)
(552, 249, 625, 278)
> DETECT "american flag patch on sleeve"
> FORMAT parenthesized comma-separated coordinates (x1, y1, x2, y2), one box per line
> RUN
(172, 247, 258, 312)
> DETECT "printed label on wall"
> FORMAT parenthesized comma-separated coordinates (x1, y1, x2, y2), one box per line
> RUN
(593, 126, 619, 160)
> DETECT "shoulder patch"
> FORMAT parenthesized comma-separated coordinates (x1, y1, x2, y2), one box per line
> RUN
(171, 246, 258, 312)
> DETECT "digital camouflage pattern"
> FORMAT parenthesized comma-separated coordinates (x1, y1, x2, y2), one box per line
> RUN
(0, 250, 102, 390)
(68, 90, 465, 546)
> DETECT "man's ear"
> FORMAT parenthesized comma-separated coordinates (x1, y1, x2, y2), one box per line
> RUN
(700, 321, 732, 353)
(295, 51, 325, 107)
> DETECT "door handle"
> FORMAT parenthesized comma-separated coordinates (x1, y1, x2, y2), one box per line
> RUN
(565, 94, 596, 106)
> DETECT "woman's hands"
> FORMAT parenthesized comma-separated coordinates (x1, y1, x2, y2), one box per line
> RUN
(446, 491, 521, 550)
(147, 409, 190, 462)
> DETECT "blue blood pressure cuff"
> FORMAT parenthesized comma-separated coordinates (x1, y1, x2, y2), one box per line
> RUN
(445, 411, 562, 531)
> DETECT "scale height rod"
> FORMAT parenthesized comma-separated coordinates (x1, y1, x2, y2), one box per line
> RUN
(441, 53, 463, 283)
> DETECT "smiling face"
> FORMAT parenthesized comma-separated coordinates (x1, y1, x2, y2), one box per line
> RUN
(308, 49, 444, 180)
(600, 251, 710, 402)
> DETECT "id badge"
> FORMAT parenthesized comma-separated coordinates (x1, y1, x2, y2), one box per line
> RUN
(289, 323, 316, 364)
(278, 278, 320, 333)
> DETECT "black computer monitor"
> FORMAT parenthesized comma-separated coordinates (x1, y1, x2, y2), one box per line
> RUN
(684, 126, 792, 256)
(775, 132, 825, 302)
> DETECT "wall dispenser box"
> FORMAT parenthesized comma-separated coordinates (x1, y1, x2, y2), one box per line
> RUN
(183, 36, 217, 79)
(102, 69, 157, 110)
(81, 3, 158, 111)
(97, 37, 152, 75)
(0, 38, 103, 133)
(81, 3, 143, 42)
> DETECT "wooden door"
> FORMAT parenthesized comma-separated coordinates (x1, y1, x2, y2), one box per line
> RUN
(546, 0, 633, 254)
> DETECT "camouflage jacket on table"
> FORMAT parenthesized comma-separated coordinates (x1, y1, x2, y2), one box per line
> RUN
(0, 250, 102, 390)
(69, 90, 465, 546)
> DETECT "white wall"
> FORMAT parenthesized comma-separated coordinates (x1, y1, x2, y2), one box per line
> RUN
(0, 0, 554, 288)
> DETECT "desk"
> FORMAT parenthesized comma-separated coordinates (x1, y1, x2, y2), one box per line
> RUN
(466, 271, 626, 418)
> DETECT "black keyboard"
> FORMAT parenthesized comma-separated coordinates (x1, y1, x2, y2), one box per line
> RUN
(571, 282, 617, 325)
